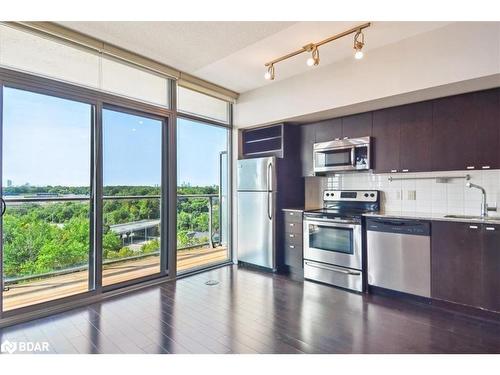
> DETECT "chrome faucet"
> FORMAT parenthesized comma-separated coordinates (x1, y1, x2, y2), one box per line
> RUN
(466, 182, 489, 217)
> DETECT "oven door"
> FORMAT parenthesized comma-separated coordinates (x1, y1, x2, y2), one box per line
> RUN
(303, 218, 362, 270)
(313, 146, 355, 173)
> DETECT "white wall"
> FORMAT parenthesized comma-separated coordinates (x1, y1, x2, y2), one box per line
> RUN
(234, 22, 500, 128)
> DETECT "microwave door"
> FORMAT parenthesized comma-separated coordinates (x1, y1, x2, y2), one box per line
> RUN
(316, 148, 353, 169)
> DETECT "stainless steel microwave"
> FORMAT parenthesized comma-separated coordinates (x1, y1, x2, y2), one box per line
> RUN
(313, 136, 371, 174)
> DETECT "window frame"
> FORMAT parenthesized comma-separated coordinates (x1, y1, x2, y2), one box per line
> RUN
(99, 104, 168, 292)
(175, 113, 233, 276)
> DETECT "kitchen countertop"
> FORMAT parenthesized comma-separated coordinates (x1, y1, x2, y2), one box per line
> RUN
(282, 207, 305, 212)
(363, 211, 500, 225)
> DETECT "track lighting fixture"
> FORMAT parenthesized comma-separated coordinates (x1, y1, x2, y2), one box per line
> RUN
(353, 29, 365, 60)
(264, 64, 275, 80)
(305, 44, 320, 67)
(263, 22, 370, 80)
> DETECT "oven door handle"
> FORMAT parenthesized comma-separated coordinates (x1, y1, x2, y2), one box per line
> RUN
(305, 261, 361, 276)
(305, 219, 359, 228)
(351, 147, 356, 167)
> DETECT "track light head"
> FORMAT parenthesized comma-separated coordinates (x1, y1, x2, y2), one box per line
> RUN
(264, 64, 275, 80)
(306, 45, 320, 67)
(353, 30, 365, 59)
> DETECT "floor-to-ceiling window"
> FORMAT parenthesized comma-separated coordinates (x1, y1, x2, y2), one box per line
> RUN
(176, 117, 230, 273)
(0, 24, 233, 321)
(1, 87, 93, 311)
(101, 108, 165, 286)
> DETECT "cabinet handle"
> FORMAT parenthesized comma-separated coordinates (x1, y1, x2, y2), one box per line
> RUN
(485, 227, 496, 231)
(390, 169, 398, 173)
(289, 234, 295, 238)
(402, 169, 409, 172)
(469, 225, 479, 229)
(466, 166, 475, 170)
(289, 245, 295, 249)
(482, 166, 491, 169)
(289, 223, 295, 227)
(289, 212, 295, 216)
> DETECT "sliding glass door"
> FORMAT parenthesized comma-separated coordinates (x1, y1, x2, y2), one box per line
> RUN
(1, 87, 93, 311)
(0, 88, 169, 313)
(176, 118, 230, 273)
(101, 108, 165, 287)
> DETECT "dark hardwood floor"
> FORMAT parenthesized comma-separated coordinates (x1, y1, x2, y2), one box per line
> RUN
(1, 265, 500, 354)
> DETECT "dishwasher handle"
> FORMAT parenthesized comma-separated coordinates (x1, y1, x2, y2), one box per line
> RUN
(370, 220, 406, 226)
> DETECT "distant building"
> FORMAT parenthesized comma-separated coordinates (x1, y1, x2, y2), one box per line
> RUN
(6, 179, 12, 187)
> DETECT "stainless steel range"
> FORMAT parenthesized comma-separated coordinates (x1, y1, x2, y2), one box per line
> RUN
(303, 190, 379, 292)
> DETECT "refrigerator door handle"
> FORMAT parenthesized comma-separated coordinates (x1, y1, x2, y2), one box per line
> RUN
(268, 191, 273, 220)
(267, 161, 273, 191)
(267, 162, 272, 220)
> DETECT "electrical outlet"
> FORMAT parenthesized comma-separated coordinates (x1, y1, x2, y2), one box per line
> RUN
(407, 190, 417, 200)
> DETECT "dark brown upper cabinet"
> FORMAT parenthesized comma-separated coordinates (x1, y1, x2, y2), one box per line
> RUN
(341, 112, 373, 139)
(314, 118, 342, 143)
(498, 88, 500, 167)
(431, 93, 477, 171)
(399, 101, 433, 172)
(300, 124, 316, 177)
(297, 87, 499, 176)
(372, 106, 401, 173)
(431, 221, 483, 308)
(241, 124, 284, 158)
(432, 89, 500, 171)
(473, 88, 500, 170)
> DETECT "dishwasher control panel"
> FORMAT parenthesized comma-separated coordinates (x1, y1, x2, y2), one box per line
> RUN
(366, 218, 430, 236)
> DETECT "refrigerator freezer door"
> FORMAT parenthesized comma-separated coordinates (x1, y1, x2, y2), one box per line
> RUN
(237, 157, 275, 191)
(237, 191, 275, 269)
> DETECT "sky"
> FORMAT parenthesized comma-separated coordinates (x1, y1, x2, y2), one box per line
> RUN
(2, 87, 228, 188)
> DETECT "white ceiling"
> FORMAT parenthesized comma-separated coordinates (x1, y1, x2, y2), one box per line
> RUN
(58, 21, 451, 94)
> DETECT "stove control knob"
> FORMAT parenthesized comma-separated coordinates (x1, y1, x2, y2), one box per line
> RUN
(364, 193, 369, 197)
(370, 193, 375, 197)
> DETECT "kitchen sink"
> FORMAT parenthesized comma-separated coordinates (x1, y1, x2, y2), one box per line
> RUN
(444, 214, 484, 220)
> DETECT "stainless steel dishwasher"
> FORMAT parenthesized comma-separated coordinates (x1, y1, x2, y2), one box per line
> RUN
(366, 217, 431, 297)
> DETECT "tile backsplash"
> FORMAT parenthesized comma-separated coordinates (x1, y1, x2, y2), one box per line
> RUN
(309, 170, 500, 216)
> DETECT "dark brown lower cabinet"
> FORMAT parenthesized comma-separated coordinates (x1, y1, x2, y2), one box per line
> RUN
(482, 224, 500, 312)
(432, 221, 500, 313)
(282, 210, 304, 280)
(431, 221, 482, 307)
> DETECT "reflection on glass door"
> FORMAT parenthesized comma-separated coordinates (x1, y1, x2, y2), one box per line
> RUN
(1, 87, 93, 311)
(176, 118, 230, 273)
(102, 108, 164, 286)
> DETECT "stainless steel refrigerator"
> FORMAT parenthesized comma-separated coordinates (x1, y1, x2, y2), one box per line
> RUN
(237, 156, 276, 270)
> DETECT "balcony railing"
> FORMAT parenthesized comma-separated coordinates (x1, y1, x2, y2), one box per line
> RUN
(3, 193, 222, 287)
